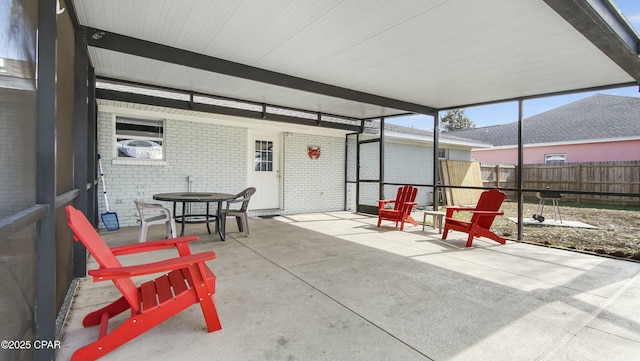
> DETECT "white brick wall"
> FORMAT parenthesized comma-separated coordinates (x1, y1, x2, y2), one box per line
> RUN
(283, 133, 345, 213)
(96, 106, 472, 228)
(97, 111, 247, 228)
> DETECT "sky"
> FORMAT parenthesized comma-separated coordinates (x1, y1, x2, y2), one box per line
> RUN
(391, 0, 640, 130)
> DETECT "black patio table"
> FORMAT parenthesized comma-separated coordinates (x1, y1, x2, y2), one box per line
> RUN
(153, 192, 235, 240)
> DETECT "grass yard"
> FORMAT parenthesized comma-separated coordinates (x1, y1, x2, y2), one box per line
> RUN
(475, 201, 640, 260)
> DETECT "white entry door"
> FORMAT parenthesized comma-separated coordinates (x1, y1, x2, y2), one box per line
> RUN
(247, 132, 281, 210)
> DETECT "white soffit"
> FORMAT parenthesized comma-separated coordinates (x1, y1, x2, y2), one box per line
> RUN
(74, 0, 639, 118)
(87, 47, 405, 119)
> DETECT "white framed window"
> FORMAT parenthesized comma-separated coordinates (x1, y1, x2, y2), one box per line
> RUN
(545, 153, 566, 164)
(115, 116, 165, 160)
(437, 148, 447, 159)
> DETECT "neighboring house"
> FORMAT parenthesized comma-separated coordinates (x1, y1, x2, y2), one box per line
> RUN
(448, 94, 640, 164)
(345, 122, 490, 211)
(97, 101, 488, 228)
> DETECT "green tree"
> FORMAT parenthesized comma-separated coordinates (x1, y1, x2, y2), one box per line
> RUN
(440, 109, 475, 132)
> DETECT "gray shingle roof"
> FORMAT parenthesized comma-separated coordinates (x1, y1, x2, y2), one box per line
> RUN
(448, 94, 640, 146)
(370, 121, 486, 144)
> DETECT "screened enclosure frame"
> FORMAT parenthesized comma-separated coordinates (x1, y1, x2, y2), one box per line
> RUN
(344, 88, 640, 243)
(7, 3, 640, 360)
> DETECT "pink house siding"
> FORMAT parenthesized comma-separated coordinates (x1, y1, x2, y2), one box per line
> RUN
(471, 139, 640, 164)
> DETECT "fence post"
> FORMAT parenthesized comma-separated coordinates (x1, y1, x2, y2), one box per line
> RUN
(576, 164, 582, 204)
(495, 164, 500, 188)
(515, 164, 519, 200)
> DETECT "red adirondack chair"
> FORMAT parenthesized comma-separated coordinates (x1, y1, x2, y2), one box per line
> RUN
(377, 185, 419, 231)
(442, 188, 507, 247)
(65, 205, 222, 361)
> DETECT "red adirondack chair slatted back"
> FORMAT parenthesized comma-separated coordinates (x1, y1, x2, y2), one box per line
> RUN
(394, 185, 417, 212)
(65, 206, 141, 312)
(470, 189, 506, 229)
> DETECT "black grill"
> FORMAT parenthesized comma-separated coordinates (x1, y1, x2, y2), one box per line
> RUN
(532, 190, 563, 223)
(537, 190, 562, 200)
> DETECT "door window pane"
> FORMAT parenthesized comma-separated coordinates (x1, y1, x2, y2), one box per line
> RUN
(255, 140, 273, 172)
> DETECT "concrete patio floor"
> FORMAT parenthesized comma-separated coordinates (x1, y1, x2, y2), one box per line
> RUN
(57, 212, 640, 361)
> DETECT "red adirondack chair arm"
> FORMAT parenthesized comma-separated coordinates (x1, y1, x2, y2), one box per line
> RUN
(377, 199, 395, 208)
(378, 200, 417, 208)
(444, 206, 475, 216)
(400, 201, 418, 212)
(88, 251, 217, 281)
(110, 235, 199, 256)
(444, 206, 475, 211)
(469, 210, 504, 216)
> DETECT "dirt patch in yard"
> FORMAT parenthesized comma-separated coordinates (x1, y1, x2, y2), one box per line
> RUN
(489, 202, 640, 260)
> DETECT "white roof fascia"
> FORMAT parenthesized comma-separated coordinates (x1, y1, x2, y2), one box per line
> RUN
(471, 135, 640, 151)
(383, 130, 492, 149)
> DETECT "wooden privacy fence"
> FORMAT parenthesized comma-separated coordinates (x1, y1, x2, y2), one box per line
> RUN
(480, 161, 640, 205)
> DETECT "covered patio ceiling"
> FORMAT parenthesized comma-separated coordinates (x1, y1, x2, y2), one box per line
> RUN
(71, 0, 640, 120)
